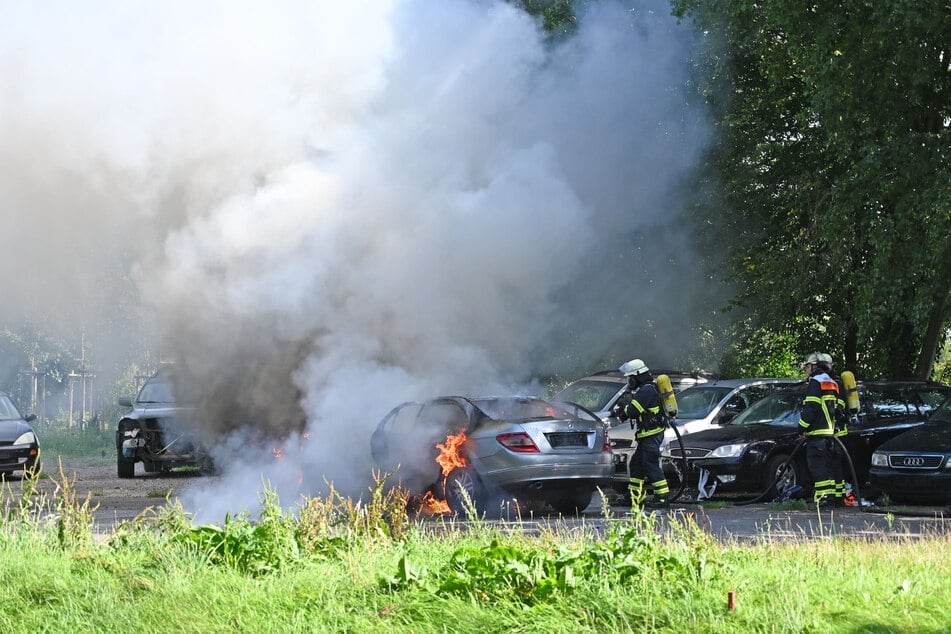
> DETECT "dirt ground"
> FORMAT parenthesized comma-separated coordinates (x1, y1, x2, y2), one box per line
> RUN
(1, 454, 206, 532)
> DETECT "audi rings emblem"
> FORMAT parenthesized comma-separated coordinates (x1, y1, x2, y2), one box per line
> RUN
(901, 456, 925, 467)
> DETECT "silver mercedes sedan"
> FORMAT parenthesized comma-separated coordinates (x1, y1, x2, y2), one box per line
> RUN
(371, 396, 613, 517)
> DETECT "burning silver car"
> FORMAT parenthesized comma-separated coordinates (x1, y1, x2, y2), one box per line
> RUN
(370, 396, 613, 516)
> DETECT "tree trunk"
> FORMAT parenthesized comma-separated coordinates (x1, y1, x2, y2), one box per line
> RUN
(915, 287, 951, 380)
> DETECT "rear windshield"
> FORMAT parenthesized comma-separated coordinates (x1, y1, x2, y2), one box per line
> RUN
(553, 380, 620, 411)
(472, 398, 574, 421)
(675, 386, 733, 419)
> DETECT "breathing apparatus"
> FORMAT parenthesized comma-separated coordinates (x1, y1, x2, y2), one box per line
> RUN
(656, 374, 690, 503)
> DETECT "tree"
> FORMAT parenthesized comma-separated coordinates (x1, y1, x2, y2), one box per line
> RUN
(673, 0, 951, 379)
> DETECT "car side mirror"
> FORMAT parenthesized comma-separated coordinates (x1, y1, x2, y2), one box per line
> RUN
(25, 413, 36, 423)
(118, 396, 133, 407)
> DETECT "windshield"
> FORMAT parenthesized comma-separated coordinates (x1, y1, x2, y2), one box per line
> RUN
(0, 394, 24, 420)
(675, 386, 733, 419)
(729, 391, 803, 427)
(136, 378, 177, 404)
(929, 396, 951, 424)
(553, 380, 621, 412)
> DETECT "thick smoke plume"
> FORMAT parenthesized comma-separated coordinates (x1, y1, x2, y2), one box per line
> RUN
(1, 0, 711, 519)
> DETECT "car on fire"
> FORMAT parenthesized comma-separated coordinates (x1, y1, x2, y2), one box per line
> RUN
(664, 380, 951, 501)
(115, 368, 212, 478)
(0, 392, 40, 477)
(869, 394, 951, 505)
(370, 396, 613, 516)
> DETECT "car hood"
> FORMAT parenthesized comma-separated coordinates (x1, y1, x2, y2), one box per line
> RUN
(0, 420, 34, 443)
(876, 423, 951, 453)
(131, 403, 194, 416)
(679, 424, 798, 448)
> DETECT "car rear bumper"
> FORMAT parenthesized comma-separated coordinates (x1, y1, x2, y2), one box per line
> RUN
(476, 458, 612, 494)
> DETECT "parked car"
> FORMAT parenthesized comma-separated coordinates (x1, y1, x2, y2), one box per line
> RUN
(115, 368, 212, 478)
(666, 380, 951, 500)
(370, 396, 613, 516)
(553, 370, 712, 424)
(0, 392, 40, 477)
(869, 395, 951, 505)
(609, 378, 799, 492)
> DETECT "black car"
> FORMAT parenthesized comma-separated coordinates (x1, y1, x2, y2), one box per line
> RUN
(0, 392, 40, 477)
(115, 368, 212, 478)
(663, 380, 951, 500)
(869, 395, 951, 505)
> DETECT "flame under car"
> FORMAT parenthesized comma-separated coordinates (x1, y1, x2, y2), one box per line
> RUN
(370, 396, 613, 516)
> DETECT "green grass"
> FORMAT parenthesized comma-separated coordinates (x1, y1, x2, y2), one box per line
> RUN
(0, 471, 949, 633)
(39, 426, 113, 459)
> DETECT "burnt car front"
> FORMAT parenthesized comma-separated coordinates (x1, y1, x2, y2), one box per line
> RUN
(869, 396, 951, 505)
(0, 392, 40, 477)
(115, 370, 211, 478)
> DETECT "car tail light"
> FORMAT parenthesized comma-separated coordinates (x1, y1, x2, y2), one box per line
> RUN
(602, 434, 612, 452)
(496, 432, 540, 453)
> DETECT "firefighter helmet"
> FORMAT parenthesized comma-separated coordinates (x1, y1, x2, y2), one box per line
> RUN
(619, 359, 650, 377)
(802, 352, 833, 369)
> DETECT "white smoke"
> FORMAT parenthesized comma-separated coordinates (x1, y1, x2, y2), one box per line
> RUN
(0, 0, 710, 520)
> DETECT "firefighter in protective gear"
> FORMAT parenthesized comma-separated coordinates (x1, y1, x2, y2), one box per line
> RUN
(798, 352, 846, 507)
(614, 359, 670, 509)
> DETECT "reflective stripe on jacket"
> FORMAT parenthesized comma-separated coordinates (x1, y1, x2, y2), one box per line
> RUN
(799, 373, 839, 437)
(624, 383, 664, 439)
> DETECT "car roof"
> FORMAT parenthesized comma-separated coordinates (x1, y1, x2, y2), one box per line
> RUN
(679, 378, 801, 389)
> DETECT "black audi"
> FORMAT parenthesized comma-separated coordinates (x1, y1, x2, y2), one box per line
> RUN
(869, 395, 951, 505)
(662, 380, 951, 501)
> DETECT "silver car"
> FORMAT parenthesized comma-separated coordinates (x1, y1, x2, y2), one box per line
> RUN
(370, 396, 613, 516)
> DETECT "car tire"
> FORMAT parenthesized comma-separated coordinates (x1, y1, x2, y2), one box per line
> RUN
(444, 467, 484, 518)
(117, 455, 135, 479)
(763, 454, 799, 498)
(549, 490, 593, 516)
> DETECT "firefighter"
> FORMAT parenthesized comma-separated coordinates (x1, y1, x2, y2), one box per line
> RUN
(614, 359, 670, 509)
(798, 352, 846, 507)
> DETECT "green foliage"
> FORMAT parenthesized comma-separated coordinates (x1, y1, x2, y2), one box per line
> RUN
(40, 426, 113, 458)
(516, 0, 577, 35)
(383, 512, 721, 604)
(674, 0, 951, 378)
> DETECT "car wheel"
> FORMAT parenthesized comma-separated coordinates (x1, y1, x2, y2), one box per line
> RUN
(444, 467, 483, 518)
(763, 454, 799, 498)
(117, 455, 135, 479)
(549, 490, 593, 516)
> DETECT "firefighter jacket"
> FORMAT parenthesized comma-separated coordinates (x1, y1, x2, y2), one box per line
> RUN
(798, 372, 841, 437)
(623, 382, 664, 439)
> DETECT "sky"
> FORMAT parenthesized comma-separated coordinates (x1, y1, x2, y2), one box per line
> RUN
(0, 0, 714, 519)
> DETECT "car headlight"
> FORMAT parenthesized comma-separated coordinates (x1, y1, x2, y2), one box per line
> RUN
(14, 431, 36, 445)
(709, 443, 748, 458)
(870, 452, 888, 467)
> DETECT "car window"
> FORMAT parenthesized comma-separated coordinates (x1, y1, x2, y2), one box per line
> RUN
(387, 403, 423, 436)
(0, 394, 22, 420)
(676, 386, 732, 419)
(553, 381, 621, 411)
(909, 389, 951, 417)
(730, 391, 802, 426)
(137, 378, 177, 404)
(865, 389, 910, 420)
(929, 397, 951, 424)
(419, 401, 468, 434)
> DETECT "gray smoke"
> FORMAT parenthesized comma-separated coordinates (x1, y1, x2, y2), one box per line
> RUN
(0, 0, 712, 520)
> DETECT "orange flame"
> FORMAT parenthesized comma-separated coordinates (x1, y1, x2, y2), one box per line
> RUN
(435, 431, 469, 477)
(272, 446, 284, 460)
(419, 490, 451, 516)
